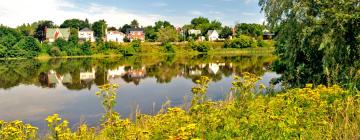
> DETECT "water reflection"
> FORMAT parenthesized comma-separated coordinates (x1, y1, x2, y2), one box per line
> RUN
(0, 54, 279, 130)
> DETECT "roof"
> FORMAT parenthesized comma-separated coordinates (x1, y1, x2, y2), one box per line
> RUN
(108, 30, 125, 35)
(207, 30, 220, 36)
(46, 28, 70, 39)
(80, 28, 93, 32)
(126, 28, 144, 34)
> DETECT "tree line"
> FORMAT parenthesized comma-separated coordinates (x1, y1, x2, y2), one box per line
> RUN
(0, 17, 273, 58)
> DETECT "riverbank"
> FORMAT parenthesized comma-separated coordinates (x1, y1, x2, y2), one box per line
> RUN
(0, 47, 274, 60)
(0, 74, 359, 139)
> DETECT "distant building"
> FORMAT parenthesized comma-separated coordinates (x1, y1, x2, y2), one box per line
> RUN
(45, 28, 70, 43)
(106, 31, 125, 43)
(263, 30, 275, 40)
(207, 30, 219, 41)
(188, 29, 201, 36)
(126, 28, 145, 42)
(78, 28, 95, 42)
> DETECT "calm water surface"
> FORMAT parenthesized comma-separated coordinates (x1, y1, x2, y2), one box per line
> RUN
(0, 54, 280, 130)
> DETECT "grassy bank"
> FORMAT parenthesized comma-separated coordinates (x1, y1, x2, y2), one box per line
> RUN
(1, 73, 359, 139)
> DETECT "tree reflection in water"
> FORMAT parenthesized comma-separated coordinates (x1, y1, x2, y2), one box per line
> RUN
(0, 54, 276, 90)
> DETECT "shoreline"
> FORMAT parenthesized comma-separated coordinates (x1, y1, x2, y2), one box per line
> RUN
(0, 47, 274, 60)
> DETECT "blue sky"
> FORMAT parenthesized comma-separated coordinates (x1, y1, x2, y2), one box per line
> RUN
(0, 0, 265, 27)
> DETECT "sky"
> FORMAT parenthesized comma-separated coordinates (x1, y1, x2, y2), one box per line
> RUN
(0, 0, 265, 28)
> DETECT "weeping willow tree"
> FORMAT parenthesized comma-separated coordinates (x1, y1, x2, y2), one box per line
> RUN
(259, 0, 360, 89)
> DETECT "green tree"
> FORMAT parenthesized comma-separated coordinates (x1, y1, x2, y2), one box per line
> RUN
(119, 24, 132, 33)
(235, 23, 264, 37)
(157, 27, 179, 44)
(92, 20, 107, 41)
(69, 28, 79, 43)
(220, 26, 233, 39)
(144, 26, 157, 42)
(60, 19, 89, 29)
(14, 36, 41, 58)
(16, 24, 35, 36)
(130, 20, 139, 28)
(259, 0, 360, 88)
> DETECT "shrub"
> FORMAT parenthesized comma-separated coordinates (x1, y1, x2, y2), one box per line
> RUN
(13, 36, 41, 58)
(162, 43, 176, 53)
(49, 47, 61, 57)
(224, 35, 255, 48)
(190, 41, 211, 52)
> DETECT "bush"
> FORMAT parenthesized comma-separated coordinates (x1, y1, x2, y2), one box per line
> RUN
(49, 47, 61, 57)
(224, 35, 255, 48)
(13, 36, 41, 58)
(162, 43, 176, 53)
(190, 41, 211, 52)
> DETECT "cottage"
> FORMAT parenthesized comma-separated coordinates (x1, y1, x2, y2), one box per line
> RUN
(45, 28, 70, 43)
(126, 28, 145, 42)
(106, 31, 125, 43)
(207, 30, 219, 41)
(188, 29, 201, 36)
(263, 29, 275, 40)
(78, 28, 95, 42)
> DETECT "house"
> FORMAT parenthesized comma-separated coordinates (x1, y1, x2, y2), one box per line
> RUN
(188, 29, 201, 36)
(126, 28, 145, 42)
(263, 29, 275, 40)
(78, 28, 95, 42)
(45, 28, 70, 43)
(108, 66, 127, 79)
(207, 30, 219, 41)
(106, 31, 125, 43)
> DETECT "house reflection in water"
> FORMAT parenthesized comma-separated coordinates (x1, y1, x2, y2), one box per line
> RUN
(107, 66, 126, 79)
(38, 70, 72, 88)
(122, 66, 146, 85)
(80, 68, 96, 83)
(208, 63, 226, 74)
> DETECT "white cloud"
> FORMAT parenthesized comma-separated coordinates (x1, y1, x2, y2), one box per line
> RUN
(0, 0, 160, 27)
(189, 10, 203, 16)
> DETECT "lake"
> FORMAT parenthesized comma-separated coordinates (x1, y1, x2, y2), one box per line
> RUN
(0, 54, 280, 131)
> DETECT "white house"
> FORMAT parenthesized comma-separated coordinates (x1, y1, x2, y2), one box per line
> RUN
(188, 29, 201, 36)
(108, 66, 126, 79)
(106, 31, 125, 43)
(78, 28, 95, 42)
(207, 30, 219, 41)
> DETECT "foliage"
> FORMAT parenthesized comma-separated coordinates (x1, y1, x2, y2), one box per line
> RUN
(219, 26, 233, 39)
(235, 23, 264, 37)
(259, 0, 360, 89)
(119, 24, 132, 34)
(2, 74, 360, 139)
(16, 23, 36, 36)
(224, 35, 256, 48)
(157, 27, 179, 44)
(130, 19, 140, 28)
(60, 19, 90, 29)
(161, 43, 176, 53)
(13, 36, 41, 58)
(92, 20, 107, 39)
(190, 41, 212, 52)
(49, 47, 61, 57)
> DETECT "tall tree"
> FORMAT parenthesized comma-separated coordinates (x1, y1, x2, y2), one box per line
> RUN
(16, 23, 35, 36)
(157, 27, 179, 44)
(260, 0, 360, 88)
(130, 20, 139, 28)
(144, 26, 157, 42)
(92, 20, 107, 40)
(235, 23, 264, 37)
(119, 24, 132, 33)
(220, 26, 233, 39)
(60, 19, 89, 29)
